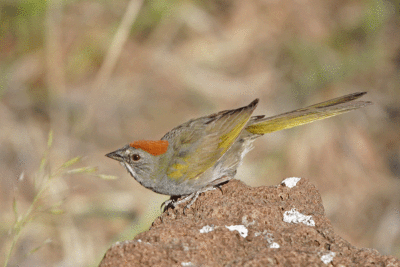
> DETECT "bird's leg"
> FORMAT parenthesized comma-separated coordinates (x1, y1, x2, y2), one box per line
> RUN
(161, 187, 216, 213)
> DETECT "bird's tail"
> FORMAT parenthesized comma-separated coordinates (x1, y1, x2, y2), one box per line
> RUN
(245, 92, 372, 135)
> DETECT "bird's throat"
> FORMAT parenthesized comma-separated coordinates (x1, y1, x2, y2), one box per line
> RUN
(122, 162, 138, 180)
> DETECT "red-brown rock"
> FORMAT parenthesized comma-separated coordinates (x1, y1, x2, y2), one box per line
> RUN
(99, 178, 400, 266)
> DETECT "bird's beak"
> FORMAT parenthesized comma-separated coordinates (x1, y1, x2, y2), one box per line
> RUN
(105, 149, 125, 162)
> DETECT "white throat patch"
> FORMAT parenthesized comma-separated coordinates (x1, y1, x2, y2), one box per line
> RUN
(122, 162, 137, 178)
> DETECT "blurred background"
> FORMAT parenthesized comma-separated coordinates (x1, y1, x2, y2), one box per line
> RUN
(1, 0, 399, 266)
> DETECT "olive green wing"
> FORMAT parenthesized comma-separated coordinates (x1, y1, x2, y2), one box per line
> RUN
(162, 99, 259, 181)
(246, 92, 371, 135)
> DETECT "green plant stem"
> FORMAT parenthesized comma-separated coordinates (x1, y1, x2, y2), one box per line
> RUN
(3, 178, 51, 267)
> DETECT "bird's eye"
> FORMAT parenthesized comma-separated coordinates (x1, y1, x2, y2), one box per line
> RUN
(131, 154, 141, 161)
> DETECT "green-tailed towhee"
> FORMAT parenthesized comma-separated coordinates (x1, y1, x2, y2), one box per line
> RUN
(106, 92, 371, 209)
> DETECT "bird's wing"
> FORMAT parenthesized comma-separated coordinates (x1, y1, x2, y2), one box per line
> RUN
(161, 99, 259, 181)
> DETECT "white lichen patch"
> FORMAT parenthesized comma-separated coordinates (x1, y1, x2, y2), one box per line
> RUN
(135, 239, 151, 245)
(320, 251, 336, 264)
(181, 262, 194, 266)
(199, 225, 214, 233)
(255, 231, 280, 249)
(241, 215, 256, 226)
(283, 208, 315, 226)
(225, 225, 248, 238)
(254, 231, 263, 237)
(281, 177, 301, 188)
(265, 232, 280, 248)
(269, 242, 280, 248)
(112, 240, 131, 247)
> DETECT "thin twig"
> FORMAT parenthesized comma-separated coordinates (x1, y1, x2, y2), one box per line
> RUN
(93, 0, 144, 92)
(76, 0, 144, 135)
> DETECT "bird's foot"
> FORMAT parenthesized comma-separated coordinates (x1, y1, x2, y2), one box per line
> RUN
(161, 187, 216, 213)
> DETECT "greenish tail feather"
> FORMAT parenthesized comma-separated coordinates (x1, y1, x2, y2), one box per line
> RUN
(295, 92, 367, 111)
(246, 93, 371, 135)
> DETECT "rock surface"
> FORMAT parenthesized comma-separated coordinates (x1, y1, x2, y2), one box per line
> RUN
(99, 178, 400, 266)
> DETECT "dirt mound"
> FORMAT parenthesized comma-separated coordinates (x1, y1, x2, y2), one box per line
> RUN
(99, 178, 399, 266)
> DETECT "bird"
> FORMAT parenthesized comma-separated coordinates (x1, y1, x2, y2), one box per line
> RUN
(106, 92, 371, 211)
